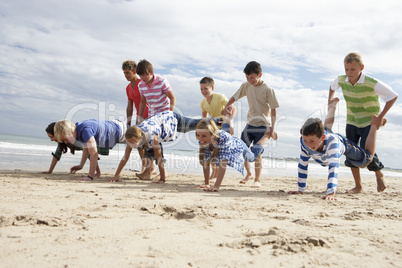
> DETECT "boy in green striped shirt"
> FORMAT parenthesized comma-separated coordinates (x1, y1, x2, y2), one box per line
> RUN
(328, 52, 398, 193)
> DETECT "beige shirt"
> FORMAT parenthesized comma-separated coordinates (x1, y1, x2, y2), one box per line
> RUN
(232, 81, 279, 127)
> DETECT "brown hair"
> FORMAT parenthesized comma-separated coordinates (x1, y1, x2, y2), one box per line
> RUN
(300, 118, 324, 138)
(136, 59, 153, 75)
(243, 61, 262, 75)
(199, 77, 214, 87)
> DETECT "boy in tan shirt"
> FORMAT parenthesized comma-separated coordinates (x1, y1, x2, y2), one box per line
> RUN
(223, 61, 279, 188)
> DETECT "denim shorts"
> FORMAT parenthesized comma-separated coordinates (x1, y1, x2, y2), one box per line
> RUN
(343, 138, 373, 168)
(241, 124, 267, 147)
(345, 124, 383, 171)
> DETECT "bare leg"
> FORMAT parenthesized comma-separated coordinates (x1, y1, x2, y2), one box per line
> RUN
(251, 154, 262, 188)
(94, 164, 101, 177)
(324, 97, 339, 131)
(367, 115, 386, 192)
(375, 170, 386, 192)
(240, 161, 254, 184)
(346, 167, 364, 193)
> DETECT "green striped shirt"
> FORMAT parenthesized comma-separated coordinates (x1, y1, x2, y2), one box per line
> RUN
(337, 75, 380, 128)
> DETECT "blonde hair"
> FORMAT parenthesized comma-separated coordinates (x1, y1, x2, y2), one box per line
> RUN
(54, 120, 76, 142)
(344, 52, 363, 66)
(125, 126, 147, 148)
(196, 119, 220, 166)
(122, 60, 137, 71)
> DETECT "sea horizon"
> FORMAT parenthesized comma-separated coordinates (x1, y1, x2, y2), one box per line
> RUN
(0, 133, 401, 179)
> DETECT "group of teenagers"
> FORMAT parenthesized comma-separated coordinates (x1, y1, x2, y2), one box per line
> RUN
(42, 52, 398, 200)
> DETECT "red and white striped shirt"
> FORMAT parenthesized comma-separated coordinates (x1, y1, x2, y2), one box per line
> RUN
(138, 75, 172, 117)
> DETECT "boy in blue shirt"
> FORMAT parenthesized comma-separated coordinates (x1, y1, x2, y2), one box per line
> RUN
(288, 98, 384, 200)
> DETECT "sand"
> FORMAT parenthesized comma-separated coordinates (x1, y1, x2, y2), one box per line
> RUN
(0, 170, 401, 268)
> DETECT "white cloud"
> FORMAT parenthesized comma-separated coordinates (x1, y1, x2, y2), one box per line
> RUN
(0, 0, 401, 168)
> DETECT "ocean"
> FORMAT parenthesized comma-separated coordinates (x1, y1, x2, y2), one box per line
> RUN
(0, 133, 401, 179)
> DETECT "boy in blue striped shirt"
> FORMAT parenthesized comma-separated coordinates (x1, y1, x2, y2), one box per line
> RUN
(289, 98, 383, 200)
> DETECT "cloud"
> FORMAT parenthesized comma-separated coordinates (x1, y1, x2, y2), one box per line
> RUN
(0, 0, 401, 168)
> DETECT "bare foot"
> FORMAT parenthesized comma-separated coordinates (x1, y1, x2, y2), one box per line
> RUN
(376, 171, 386, 192)
(346, 187, 363, 194)
(251, 181, 261, 188)
(136, 172, 152, 181)
(240, 174, 253, 184)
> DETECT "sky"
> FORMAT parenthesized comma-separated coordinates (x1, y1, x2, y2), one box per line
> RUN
(0, 0, 401, 169)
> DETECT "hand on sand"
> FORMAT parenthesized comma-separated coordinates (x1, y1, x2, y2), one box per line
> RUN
(70, 165, 82, 174)
(110, 176, 120, 182)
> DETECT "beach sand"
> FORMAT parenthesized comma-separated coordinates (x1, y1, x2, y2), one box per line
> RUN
(1, 170, 401, 267)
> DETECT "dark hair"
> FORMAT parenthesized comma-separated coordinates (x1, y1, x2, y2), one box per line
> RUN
(46, 122, 75, 155)
(199, 77, 214, 87)
(300, 118, 324, 138)
(243, 61, 262, 75)
(136, 59, 153, 75)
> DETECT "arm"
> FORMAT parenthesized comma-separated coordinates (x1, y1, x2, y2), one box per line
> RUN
(221, 97, 236, 116)
(202, 111, 208, 118)
(126, 99, 134, 126)
(289, 148, 309, 195)
(328, 87, 336, 104)
(137, 95, 147, 124)
(265, 108, 276, 137)
(372, 96, 398, 129)
(70, 147, 89, 174)
(205, 160, 227, 192)
(165, 90, 176, 111)
(196, 161, 211, 188)
(111, 146, 133, 182)
(41, 156, 58, 174)
(322, 163, 339, 200)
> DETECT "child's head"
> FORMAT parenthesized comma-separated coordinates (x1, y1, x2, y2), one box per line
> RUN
(243, 61, 262, 86)
(136, 59, 154, 84)
(122, 60, 137, 71)
(46, 122, 56, 141)
(136, 59, 153, 76)
(54, 120, 76, 143)
(125, 126, 145, 149)
(199, 77, 214, 99)
(344, 52, 363, 66)
(122, 60, 137, 81)
(343, 52, 364, 84)
(196, 119, 220, 165)
(300, 118, 325, 151)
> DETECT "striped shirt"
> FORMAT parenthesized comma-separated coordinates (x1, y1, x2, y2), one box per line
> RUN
(298, 130, 346, 195)
(138, 75, 172, 117)
(202, 130, 245, 174)
(330, 73, 397, 128)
